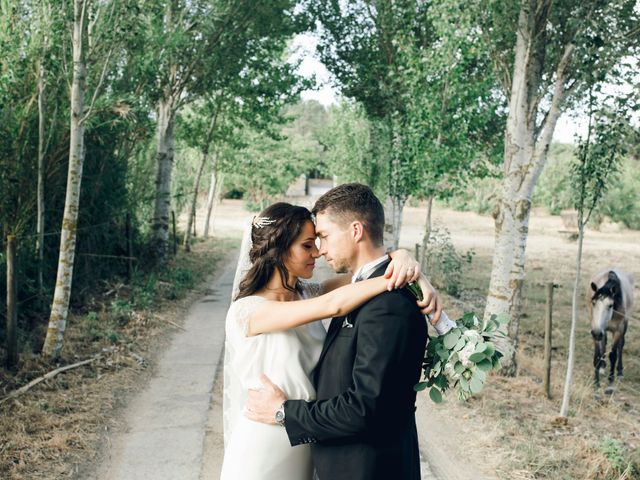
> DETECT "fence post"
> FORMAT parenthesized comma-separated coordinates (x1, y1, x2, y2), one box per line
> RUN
(126, 213, 133, 280)
(415, 243, 420, 261)
(171, 211, 177, 255)
(6, 235, 18, 368)
(543, 282, 555, 399)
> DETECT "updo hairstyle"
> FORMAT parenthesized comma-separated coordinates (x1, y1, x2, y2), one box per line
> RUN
(235, 202, 313, 300)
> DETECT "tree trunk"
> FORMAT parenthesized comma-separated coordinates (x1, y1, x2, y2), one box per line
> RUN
(203, 158, 222, 239)
(151, 96, 176, 263)
(203, 171, 216, 239)
(383, 195, 405, 251)
(384, 116, 406, 251)
(184, 109, 219, 251)
(210, 173, 224, 236)
(42, 0, 86, 359)
(560, 220, 584, 417)
(483, 0, 572, 375)
(419, 196, 433, 268)
(184, 150, 208, 252)
(36, 56, 46, 296)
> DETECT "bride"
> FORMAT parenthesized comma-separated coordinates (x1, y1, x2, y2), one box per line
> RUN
(220, 202, 438, 480)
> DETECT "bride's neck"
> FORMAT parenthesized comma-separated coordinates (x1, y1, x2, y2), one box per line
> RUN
(260, 271, 298, 301)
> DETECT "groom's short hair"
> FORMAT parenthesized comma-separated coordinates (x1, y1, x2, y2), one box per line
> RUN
(312, 183, 385, 247)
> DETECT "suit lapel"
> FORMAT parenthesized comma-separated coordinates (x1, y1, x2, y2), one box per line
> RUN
(313, 259, 392, 378)
(314, 316, 343, 376)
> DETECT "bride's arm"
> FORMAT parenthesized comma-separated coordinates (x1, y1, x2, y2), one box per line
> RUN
(319, 249, 420, 294)
(247, 277, 388, 336)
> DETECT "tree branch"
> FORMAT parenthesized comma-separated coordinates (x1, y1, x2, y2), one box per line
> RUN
(80, 45, 113, 125)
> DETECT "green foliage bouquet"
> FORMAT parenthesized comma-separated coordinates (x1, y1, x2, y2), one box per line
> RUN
(415, 311, 507, 403)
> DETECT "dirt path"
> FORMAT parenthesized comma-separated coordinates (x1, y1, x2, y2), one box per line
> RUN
(87, 253, 237, 480)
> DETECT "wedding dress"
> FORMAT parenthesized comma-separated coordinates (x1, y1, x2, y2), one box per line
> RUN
(220, 282, 325, 480)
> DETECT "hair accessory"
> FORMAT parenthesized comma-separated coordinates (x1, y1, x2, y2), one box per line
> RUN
(252, 216, 276, 229)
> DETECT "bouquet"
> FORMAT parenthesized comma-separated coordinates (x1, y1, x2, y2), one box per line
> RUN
(407, 283, 507, 403)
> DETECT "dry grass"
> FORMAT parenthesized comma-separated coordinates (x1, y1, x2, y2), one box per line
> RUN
(442, 248, 640, 480)
(0, 237, 234, 479)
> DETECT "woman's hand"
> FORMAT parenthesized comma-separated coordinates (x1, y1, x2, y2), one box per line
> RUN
(416, 275, 443, 324)
(385, 249, 420, 289)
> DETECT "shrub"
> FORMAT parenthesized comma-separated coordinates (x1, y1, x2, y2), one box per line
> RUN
(423, 227, 475, 297)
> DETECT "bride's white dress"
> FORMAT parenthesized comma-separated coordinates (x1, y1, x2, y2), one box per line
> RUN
(220, 283, 325, 480)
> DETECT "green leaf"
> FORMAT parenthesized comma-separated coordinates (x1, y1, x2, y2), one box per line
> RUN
(459, 376, 469, 392)
(474, 368, 487, 383)
(468, 352, 486, 363)
(483, 342, 496, 357)
(454, 361, 465, 374)
(414, 381, 428, 392)
(474, 342, 487, 354)
(469, 375, 484, 394)
(454, 337, 466, 351)
(477, 359, 493, 372)
(429, 387, 443, 403)
(443, 329, 461, 349)
(492, 356, 502, 369)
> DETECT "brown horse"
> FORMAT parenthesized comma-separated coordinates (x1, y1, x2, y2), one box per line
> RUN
(588, 268, 634, 390)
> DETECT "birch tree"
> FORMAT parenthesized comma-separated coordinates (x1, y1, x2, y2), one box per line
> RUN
(42, 0, 125, 359)
(477, 0, 639, 373)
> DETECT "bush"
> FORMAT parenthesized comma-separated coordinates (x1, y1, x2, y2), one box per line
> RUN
(533, 143, 575, 214)
(599, 159, 640, 229)
(444, 176, 501, 215)
(423, 227, 475, 297)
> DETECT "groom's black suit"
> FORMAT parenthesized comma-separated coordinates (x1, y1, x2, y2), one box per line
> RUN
(284, 260, 428, 480)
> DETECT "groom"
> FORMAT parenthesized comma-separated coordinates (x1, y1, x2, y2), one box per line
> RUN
(246, 183, 432, 480)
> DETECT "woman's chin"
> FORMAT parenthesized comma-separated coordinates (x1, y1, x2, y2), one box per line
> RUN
(298, 269, 314, 280)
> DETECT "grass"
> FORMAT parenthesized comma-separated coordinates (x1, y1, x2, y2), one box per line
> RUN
(0, 236, 235, 479)
(443, 250, 640, 480)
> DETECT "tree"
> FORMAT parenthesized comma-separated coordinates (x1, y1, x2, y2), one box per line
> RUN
(148, 0, 307, 263)
(559, 93, 628, 417)
(308, 0, 504, 249)
(42, 0, 134, 359)
(477, 0, 639, 373)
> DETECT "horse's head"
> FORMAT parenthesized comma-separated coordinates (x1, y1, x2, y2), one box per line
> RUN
(590, 271, 622, 340)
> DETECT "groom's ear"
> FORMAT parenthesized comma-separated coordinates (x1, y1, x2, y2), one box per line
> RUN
(351, 221, 365, 243)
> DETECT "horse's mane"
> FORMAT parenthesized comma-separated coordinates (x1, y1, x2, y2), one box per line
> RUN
(592, 271, 623, 310)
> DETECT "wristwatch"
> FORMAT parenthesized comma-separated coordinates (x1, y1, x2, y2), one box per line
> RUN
(275, 402, 286, 427)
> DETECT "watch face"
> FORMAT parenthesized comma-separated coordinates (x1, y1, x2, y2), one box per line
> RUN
(275, 410, 285, 422)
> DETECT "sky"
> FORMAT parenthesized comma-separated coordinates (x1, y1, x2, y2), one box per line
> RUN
(291, 34, 587, 145)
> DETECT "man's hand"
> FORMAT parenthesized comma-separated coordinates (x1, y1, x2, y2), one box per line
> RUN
(245, 373, 287, 425)
(385, 249, 420, 290)
(416, 275, 443, 324)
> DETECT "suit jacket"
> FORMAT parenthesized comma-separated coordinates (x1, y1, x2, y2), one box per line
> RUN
(284, 261, 428, 480)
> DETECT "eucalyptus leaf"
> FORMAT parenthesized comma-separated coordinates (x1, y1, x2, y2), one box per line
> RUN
(469, 375, 484, 394)
(477, 358, 493, 372)
(468, 352, 486, 363)
(414, 381, 428, 392)
(443, 330, 461, 349)
(459, 376, 469, 392)
(429, 387, 443, 404)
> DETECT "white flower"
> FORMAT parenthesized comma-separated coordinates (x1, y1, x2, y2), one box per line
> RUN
(463, 330, 481, 341)
(458, 342, 476, 367)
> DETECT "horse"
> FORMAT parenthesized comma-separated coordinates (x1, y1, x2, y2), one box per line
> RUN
(588, 268, 634, 390)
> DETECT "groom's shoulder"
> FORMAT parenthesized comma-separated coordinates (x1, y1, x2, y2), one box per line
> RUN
(359, 287, 420, 315)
